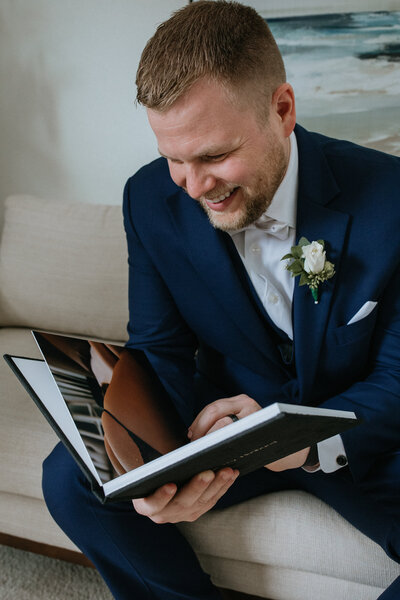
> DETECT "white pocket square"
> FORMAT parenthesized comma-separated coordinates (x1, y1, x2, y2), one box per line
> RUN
(347, 300, 378, 325)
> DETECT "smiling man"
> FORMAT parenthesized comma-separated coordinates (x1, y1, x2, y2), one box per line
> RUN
(42, 2, 400, 599)
(150, 76, 290, 232)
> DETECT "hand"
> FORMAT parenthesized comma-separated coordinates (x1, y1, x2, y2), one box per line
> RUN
(189, 394, 311, 473)
(188, 394, 262, 440)
(265, 447, 310, 472)
(132, 468, 239, 523)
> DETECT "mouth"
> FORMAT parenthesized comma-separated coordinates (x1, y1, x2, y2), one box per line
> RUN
(202, 187, 239, 211)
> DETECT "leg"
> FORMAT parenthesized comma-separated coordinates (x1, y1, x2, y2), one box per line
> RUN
(42, 443, 291, 600)
(43, 443, 221, 600)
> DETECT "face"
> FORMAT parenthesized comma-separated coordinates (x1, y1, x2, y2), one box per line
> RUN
(147, 78, 294, 231)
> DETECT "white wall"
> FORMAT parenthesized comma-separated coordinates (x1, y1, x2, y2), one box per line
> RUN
(0, 0, 185, 210)
(2, 0, 398, 213)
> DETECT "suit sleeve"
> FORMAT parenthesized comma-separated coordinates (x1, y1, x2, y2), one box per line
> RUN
(321, 263, 400, 482)
(122, 178, 198, 427)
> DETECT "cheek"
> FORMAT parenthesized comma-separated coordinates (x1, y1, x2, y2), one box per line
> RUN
(216, 158, 251, 185)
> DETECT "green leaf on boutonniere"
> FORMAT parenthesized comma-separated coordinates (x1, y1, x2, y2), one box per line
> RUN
(290, 245, 303, 259)
(297, 237, 310, 247)
(299, 272, 310, 286)
(290, 262, 304, 276)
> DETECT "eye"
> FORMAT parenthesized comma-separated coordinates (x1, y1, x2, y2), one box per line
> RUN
(203, 153, 228, 162)
(168, 158, 184, 165)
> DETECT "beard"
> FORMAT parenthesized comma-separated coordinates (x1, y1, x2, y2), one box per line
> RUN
(198, 137, 288, 232)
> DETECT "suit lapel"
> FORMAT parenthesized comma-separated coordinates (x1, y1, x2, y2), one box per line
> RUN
(166, 193, 285, 376)
(293, 126, 350, 402)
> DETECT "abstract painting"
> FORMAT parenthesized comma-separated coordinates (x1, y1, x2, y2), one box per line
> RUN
(268, 11, 400, 155)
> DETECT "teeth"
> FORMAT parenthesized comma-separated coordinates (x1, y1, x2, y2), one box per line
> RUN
(203, 188, 236, 203)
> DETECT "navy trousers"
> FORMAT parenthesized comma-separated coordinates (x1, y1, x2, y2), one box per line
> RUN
(43, 443, 399, 599)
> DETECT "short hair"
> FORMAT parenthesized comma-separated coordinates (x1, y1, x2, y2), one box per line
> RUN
(136, 0, 286, 116)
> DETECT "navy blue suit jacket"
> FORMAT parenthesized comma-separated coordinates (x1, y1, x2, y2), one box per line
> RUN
(123, 125, 400, 484)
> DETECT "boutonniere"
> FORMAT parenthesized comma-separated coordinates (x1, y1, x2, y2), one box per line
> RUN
(281, 237, 335, 304)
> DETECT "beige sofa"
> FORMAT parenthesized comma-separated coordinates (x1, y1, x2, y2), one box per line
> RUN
(0, 195, 398, 600)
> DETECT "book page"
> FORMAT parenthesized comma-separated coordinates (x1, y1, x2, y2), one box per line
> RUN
(32, 331, 187, 485)
(12, 357, 103, 487)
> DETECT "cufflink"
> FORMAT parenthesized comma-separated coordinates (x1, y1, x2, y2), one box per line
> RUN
(336, 454, 348, 467)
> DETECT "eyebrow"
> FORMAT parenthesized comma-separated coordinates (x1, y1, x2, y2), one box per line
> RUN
(158, 146, 229, 161)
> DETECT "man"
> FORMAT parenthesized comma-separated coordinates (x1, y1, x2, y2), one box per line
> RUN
(42, 2, 400, 599)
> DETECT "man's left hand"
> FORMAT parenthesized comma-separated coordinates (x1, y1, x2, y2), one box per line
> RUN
(188, 394, 261, 439)
(188, 395, 310, 471)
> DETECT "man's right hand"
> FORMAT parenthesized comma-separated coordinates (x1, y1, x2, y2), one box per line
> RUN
(132, 467, 239, 524)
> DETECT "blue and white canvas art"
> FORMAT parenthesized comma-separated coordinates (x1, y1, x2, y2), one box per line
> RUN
(268, 11, 400, 156)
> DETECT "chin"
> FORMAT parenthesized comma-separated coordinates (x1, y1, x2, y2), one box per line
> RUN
(199, 188, 273, 232)
(204, 209, 245, 232)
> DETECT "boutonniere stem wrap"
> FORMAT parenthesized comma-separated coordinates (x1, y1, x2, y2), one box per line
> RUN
(281, 237, 335, 304)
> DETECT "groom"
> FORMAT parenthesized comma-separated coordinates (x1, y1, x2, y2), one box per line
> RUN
(43, 2, 400, 598)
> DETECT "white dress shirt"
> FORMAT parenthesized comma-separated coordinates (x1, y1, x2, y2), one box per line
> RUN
(229, 133, 347, 473)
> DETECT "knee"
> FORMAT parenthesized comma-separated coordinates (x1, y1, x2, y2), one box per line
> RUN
(42, 442, 91, 527)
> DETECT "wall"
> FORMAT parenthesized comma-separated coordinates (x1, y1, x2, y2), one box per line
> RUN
(0, 0, 185, 213)
(1, 0, 399, 214)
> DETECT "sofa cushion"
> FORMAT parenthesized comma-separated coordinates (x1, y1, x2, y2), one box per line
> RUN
(0, 195, 129, 341)
(179, 490, 399, 598)
(0, 327, 57, 499)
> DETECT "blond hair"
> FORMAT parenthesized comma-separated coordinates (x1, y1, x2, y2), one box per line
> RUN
(136, 0, 286, 116)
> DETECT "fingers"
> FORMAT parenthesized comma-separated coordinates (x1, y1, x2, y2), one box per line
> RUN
(189, 395, 260, 441)
(195, 468, 239, 511)
(132, 468, 239, 524)
(133, 482, 177, 520)
(172, 468, 239, 522)
(203, 416, 238, 436)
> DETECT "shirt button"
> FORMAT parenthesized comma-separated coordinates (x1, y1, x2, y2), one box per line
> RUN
(268, 293, 279, 304)
(251, 245, 261, 253)
(336, 455, 348, 467)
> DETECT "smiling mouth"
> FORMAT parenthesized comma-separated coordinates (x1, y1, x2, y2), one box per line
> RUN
(202, 187, 238, 205)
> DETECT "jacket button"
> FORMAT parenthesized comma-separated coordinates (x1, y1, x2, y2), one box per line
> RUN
(336, 454, 348, 467)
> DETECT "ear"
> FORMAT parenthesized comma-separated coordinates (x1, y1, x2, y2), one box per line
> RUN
(271, 83, 296, 138)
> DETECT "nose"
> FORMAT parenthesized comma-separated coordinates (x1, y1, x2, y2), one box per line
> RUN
(169, 162, 217, 200)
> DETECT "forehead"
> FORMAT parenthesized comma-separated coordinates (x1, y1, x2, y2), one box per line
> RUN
(147, 79, 260, 159)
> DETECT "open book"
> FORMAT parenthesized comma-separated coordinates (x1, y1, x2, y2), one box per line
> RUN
(4, 331, 359, 503)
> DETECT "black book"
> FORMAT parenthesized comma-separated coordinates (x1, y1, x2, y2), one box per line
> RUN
(4, 331, 359, 503)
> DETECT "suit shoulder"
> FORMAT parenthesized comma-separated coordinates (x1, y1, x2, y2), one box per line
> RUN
(125, 157, 178, 201)
(309, 129, 400, 176)
(306, 129, 399, 218)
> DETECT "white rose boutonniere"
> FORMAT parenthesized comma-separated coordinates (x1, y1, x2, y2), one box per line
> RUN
(281, 237, 335, 304)
(302, 241, 326, 274)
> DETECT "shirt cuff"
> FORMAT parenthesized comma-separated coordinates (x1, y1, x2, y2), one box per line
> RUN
(317, 434, 348, 473)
